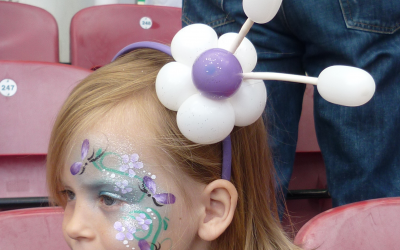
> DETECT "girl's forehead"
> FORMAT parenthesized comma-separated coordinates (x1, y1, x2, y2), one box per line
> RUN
(74, 132, 145, 155)
(77, 102, 156, 148)
(68, 113, 157, 165)
(63, 129, 174, 189)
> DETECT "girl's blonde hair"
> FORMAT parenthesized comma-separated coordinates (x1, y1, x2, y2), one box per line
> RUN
(47, 49, 300, 250)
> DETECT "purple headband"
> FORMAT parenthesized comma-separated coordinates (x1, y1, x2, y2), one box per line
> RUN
(112, 41, 233, 181)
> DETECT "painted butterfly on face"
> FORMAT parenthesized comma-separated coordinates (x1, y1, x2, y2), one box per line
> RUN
(70, 139, 106, 175)
(138, 240, 161, 250)
(139, 176, 176, 207)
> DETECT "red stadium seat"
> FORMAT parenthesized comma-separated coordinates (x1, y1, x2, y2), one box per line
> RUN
(296, 85, 320, 153)
(0, 207, 69, 250)
(282, 85, 332, 232)
(0, 2, 59, 62)
(294, 198, 400, 250)
(0, 61, 91, 203)
(70, 4, 182, 69)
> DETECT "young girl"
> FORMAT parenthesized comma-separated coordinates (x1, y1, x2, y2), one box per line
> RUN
(46, 48, 301, 250)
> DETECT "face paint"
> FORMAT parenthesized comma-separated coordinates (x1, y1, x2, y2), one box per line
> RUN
(139, 176, 176, 207)
(64, 138, 176, 250)
(70, 139, 106, 175)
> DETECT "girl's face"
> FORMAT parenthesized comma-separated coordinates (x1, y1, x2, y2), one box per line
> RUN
(60, 115, 206, 250)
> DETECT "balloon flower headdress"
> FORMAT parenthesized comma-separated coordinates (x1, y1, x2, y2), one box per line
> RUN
(112, 0, 375, 181)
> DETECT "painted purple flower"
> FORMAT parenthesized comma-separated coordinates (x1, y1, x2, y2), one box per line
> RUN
(119, 154, 143, 176)
(135, 213, 152, 231)
(70, 139, 89, 175)
(128, 169, 136, 178)
(114, 221, 136, 241)
(114, 180, 133, 194)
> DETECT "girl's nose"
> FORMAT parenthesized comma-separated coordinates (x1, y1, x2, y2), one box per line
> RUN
(63, 201, 96, 241)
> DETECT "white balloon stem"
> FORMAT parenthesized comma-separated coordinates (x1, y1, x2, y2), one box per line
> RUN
(242, 72, 319, 85)
(227, 18, 254, 54)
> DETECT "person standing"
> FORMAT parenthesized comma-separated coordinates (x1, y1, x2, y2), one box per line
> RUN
(182, 0, 400, 207)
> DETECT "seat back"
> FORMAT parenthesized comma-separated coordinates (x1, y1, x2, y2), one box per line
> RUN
(0, 207, 69, 250)
(296, 85, 320, 153)
(282, 85, 331, 232)
(294, 198, 400, 250)
(0, 61, 91, 200)
(70, 4, 182, 69)
(0, 2, 59, 62)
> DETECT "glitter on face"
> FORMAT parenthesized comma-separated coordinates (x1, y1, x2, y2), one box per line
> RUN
(69, 138, 176, 249)
(135, 213, 153, 231)
(114, 180, 133, 194)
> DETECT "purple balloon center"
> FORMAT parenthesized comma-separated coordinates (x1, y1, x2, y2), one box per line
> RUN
(192, 48, 243, 98)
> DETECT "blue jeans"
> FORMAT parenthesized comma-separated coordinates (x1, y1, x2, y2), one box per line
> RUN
(182, 0, 400, 207)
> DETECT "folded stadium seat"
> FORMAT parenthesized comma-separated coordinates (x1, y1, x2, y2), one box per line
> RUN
(0, 2, 59, 62)
(294, 197, 400, 250)
(0, 207, 69, 250)
(70, 4, 181, 70)
(282, 85, 332, 233)
(0, 61, 91, 210)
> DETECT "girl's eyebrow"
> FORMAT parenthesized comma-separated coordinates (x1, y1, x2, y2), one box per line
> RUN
(80, 179, 114, 190)
(60, 183, 73, 192)
(59, 178, 69, 188)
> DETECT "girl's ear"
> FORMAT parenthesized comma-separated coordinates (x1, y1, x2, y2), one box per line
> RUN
(197, 179, 238, 241)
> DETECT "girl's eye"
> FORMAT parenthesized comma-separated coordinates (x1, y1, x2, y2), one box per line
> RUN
(100, 195, 117, 206)
(99, 193, 124, 207)
(61, 190, 76, 201)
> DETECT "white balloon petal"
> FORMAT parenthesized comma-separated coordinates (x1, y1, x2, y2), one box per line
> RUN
(218, 33, 257, 72)
(177, 94, 235, 144)
(156, 62, 198, 111)
(229, 79, 267, 126)
(171, 24, 218, 66)
(317, 66, 375, 107)
(243, 0, 282, 24)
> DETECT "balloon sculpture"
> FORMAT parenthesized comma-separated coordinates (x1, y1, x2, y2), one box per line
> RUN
(155, 0, 375, 144)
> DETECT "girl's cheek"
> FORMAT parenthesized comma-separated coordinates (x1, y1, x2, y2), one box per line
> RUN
(108, 199, 174, 249)
(67, 138, 178, 249)
(98, 172, 175, 249)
